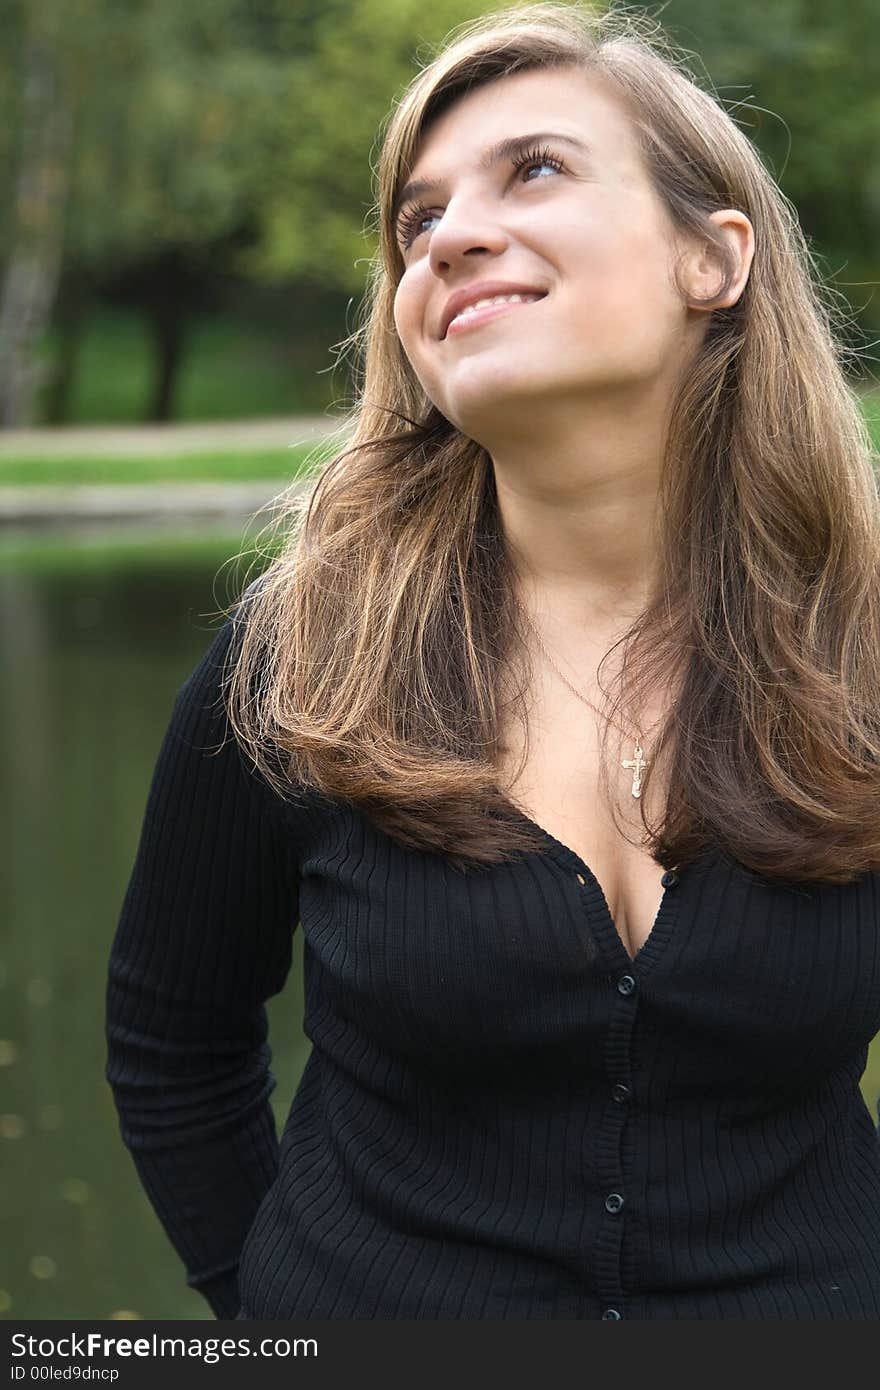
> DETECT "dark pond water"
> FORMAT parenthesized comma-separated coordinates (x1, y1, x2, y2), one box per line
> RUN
(1, 530, 878, 1321)
(0, 534, 308, 1320)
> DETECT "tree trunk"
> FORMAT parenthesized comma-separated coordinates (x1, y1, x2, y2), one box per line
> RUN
(0, 8, 72, 429)
(44, 272, 90, 425)
(146, 303, 186, 423)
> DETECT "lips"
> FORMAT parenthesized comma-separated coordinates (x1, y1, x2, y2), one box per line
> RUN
(446, 295, 546, 339)
(439, 282, 548, 339)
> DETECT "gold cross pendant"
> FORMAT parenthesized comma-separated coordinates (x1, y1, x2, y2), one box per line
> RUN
(621, 740, 648, 798)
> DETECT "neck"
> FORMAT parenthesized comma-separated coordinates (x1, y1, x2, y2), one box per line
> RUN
(484, 397, 667, 627)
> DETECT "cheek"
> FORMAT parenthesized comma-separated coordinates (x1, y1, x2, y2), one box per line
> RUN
(394, 288, 444, 403)
(560, 203, 671, 298)
(393, 277, 422, 354)
(392, 285, 441, 401)
(391, 294, 406, 348)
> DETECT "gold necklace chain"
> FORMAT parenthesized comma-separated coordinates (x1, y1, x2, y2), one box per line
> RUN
(514, 595, 664, 800)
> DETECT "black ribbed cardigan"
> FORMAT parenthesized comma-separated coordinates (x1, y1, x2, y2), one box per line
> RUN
(104, 608, 880, 1320)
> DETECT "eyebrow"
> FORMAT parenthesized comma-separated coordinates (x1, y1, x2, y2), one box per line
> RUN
(392, 130, 592, 228)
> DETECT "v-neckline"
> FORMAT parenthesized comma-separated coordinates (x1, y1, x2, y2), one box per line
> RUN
(497, 797, 685, 974)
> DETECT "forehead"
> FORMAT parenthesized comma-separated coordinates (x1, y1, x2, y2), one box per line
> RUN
(406, 66, 637, 179)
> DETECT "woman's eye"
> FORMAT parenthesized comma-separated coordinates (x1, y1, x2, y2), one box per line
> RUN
(397, 204, 438, 250)
(395, 146, 564, 252)
(515, 147, 565, 182)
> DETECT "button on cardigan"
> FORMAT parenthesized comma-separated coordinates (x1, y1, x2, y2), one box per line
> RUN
(104, 609, 880, 1320)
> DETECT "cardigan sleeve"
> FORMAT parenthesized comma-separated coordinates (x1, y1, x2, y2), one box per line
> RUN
(104, 610, 300, 1319)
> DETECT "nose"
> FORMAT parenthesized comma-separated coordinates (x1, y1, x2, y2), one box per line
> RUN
(428, 194, 509, 274)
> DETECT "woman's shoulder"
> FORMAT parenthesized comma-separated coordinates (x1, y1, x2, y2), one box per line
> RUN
(174, 578, 323, 844)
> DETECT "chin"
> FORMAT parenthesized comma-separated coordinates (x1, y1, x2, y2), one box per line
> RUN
(444, 353, 547, 400)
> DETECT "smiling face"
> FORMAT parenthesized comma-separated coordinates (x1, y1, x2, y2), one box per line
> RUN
(391, 65, 709, 444)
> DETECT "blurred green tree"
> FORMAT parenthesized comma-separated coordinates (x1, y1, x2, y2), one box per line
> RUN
(0, 0, 496, 424)
(0, 0, 72, 427)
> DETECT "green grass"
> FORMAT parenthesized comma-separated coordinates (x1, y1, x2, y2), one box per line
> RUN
(0, 444, 333, 487)
(34, 307, 341, 424)
(0, 528, 278, 576)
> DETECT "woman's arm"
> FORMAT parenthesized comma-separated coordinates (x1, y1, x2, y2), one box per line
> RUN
(104, 610, 300, 1319)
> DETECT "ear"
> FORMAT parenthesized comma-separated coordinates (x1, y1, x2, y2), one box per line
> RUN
(686, 210, 755, 309)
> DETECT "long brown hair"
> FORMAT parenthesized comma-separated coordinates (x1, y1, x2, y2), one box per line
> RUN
(219, 2, 880, 883)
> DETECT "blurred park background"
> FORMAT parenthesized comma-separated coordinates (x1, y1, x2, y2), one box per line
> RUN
(1, 0, 879, 1320)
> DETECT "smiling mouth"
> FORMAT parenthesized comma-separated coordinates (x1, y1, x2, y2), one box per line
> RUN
(445, 293, 547, 339)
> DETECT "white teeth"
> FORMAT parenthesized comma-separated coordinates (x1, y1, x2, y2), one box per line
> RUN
(450, 292, 542, 327)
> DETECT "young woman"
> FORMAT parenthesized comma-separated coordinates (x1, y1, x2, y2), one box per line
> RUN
(105, 4, 880, 1320)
